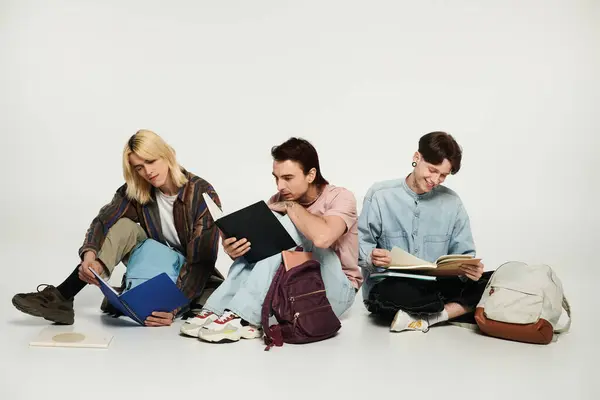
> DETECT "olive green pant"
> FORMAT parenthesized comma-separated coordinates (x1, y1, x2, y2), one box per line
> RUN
(96, 218, 148, 279)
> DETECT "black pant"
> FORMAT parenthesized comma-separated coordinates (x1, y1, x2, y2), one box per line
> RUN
(365, 271, 494, 321)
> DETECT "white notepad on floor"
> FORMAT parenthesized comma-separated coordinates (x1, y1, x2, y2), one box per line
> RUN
(29, 327, 114, 349)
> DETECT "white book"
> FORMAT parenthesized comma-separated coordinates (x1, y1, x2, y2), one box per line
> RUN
(203, 192, 226, 220)
(29, 327, 114, 349)
(386, 247, 480, 276)
(370, 271, 437, 281)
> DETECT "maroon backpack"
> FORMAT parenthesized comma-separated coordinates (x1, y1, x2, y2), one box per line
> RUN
(261, 256, 341, 351)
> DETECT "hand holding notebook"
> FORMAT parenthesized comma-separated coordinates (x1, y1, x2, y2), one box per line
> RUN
(203, 193, 298, 263)
(89, 268, 189, 326)
(220, 232, 252, 260)
(378, 247, 482, 277)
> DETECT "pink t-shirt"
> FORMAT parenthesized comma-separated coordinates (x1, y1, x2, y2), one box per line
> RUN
(268, 185, 363, 289)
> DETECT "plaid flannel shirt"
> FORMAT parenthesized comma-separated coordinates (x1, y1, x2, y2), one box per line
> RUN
(79, 169, 222, 306)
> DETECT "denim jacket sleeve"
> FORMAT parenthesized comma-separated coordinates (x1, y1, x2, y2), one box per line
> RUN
(448, 202, 476, 256)
(358, 193, 383, 270)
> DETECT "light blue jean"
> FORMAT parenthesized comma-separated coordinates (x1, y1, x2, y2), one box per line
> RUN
(203, 212, 356, 326)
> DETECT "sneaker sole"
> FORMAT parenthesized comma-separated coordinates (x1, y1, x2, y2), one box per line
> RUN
(11, 297, 74, 325)
(198, 329, 262, 343)
(180, 324, 203, 338)
(179, 317, 218, 338)
(12, 297, 44, 317)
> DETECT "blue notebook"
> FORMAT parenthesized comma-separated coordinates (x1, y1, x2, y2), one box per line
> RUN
(90, 269, 189, 325)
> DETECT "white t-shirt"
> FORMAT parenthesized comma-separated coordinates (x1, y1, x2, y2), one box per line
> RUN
(156, 190, 181, 249)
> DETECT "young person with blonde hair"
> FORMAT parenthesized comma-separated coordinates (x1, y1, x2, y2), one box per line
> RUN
(12, 129, 223, 326)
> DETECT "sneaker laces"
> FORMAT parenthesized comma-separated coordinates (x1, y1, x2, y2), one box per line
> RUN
(182, 309, 212, 323)
(195, 309, 213, 319)
(35, 284, 60, 301)
(215, 310, 238, 324)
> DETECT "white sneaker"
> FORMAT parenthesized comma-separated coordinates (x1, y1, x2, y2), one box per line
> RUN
(179, 309, 218, 337)
(198, 311, 262, 343)
(390, 310, 430, 333)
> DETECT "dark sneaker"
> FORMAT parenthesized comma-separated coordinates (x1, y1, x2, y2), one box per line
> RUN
(12, 285, 75, 325)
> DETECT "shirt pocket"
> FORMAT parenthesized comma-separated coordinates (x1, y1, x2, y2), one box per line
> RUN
(382, 230, 409, 251)
(423, 234, 451, 260)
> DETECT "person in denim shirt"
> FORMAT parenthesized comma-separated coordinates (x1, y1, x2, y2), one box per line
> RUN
(358, 131, 493, 332)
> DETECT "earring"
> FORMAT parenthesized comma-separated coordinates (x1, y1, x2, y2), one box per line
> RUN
(412, 161, 417, 167)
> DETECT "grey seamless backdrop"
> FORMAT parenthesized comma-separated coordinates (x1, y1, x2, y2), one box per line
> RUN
(1, 1, 597, 289)
(0, 0, 598, 343)
(0, 1, 598, 399)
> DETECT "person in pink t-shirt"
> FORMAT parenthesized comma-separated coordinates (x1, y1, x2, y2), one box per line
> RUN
(180, 137, 362, 343)
(266, 181, 362, 291)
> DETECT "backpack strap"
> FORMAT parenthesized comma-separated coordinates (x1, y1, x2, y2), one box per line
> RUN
(554, 296, 571, 334)
(261, 261, 286, 351)
(261, 246, 305, 351)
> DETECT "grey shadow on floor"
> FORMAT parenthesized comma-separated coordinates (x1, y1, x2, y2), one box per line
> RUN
(99, 314, 140, 327)
(7, 318, 56, 327)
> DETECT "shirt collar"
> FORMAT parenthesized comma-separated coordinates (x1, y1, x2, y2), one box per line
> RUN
(401, 174, 436, 200)
(177, 168, 192, 203)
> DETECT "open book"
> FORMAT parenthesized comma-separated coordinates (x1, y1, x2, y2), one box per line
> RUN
(383, 247, 481, 276)
(203, 193, 297, 264)
(89, 268, 189, 326)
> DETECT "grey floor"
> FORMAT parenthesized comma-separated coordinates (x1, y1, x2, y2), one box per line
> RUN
(1, 244, 596, 400)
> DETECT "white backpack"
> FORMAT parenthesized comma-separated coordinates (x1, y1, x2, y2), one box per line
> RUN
(475, 261, 571, 344)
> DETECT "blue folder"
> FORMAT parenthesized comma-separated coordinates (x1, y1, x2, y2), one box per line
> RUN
(90, 269, 189, 325)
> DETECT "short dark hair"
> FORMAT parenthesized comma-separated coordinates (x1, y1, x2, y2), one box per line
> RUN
(271, 137, 329, 185)
(418, 131, 462, 174)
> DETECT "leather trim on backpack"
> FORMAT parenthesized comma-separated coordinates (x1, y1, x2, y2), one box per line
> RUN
(475, 307, 554, 344)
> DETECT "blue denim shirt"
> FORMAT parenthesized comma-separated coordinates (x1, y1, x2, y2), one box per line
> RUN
(358, 177, 476, 299)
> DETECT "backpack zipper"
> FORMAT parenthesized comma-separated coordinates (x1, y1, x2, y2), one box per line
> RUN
(292, 304, 332, 331)
(290, 289, 325, 302)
